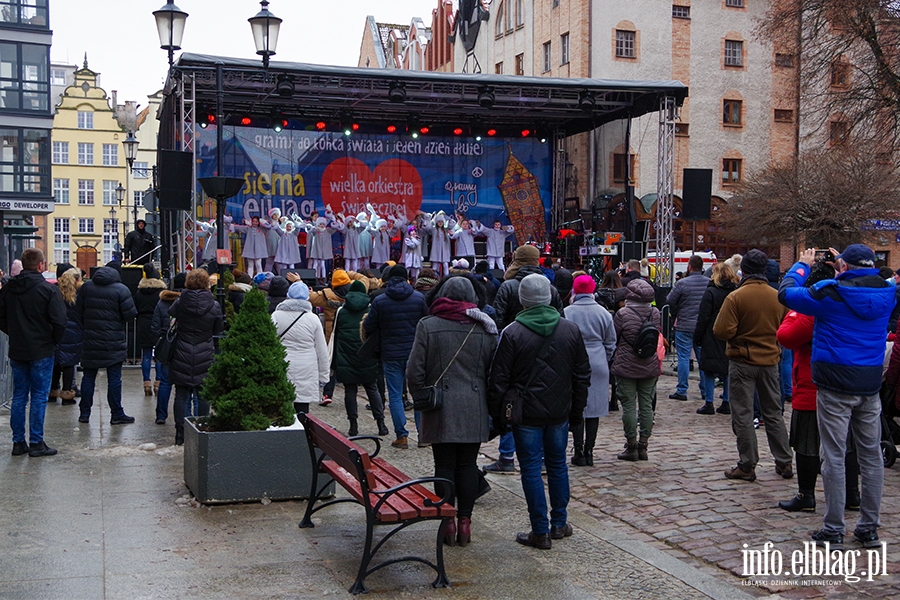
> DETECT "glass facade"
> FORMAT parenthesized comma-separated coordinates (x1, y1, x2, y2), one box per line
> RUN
(0, 127, 48, 194)
(0, 0, 49, 27)
(0, 41, 49, 112)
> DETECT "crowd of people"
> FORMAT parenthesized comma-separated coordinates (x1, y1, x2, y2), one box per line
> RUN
(1, 237, 898, 553)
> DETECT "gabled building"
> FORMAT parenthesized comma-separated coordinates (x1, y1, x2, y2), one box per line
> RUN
(358, 17, 410, 69)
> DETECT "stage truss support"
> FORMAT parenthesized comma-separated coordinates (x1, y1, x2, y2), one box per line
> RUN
(655, 96, 677, 287)
(175, 75, 197, 273)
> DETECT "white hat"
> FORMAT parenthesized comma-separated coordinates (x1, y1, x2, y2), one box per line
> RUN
(268, 207, 281, 219)
(456, 258, 469, 270)
(356, 212, 368, 222)
(375, 219, 387, 229)
(435, 213, 446, 224)
(315, 217, 327, 227)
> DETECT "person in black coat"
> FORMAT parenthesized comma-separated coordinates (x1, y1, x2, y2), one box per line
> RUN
(74, 263, 138, 424)
(134, 264, 167, 397)
(150, 272, 185, 425)
(123, 220, 155, 265)
(168, 269, 223, 445)
(266, 275, 290, 314)
(51, 267, 83, 405)
(692, 262, 739, 416)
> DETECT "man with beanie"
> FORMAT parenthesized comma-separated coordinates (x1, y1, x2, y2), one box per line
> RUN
(123, 219, 156, 265)
(363, 265, 428, 448)
(488, 274, 590, 549)
(781, 245, 896, 549)
(714, 249, 792, 483)
(666, 254, 710, 401)
(0, 248, 67, 456)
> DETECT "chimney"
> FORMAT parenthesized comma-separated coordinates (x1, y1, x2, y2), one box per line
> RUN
(111, 89, 117, 111)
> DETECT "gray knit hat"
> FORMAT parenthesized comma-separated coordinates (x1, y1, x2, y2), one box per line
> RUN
(519, 273, 551, 308)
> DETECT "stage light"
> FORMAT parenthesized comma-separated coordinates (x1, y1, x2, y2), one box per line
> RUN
(471, 117, 484, 141)
(486, 128, 497, 137)
(388, 81, 406, 103)
(411, 131, 419, 139)
(275, 74, 294, 97)
(273, 118, 288, 132)
(407, 114, 421, 138)
(477, 86, 495, 109)
(386, 124, 398, 133)
(240, 116, 252, 126)
(419, 126, 430, 135)
(578, 90, 595, 112)
(198, 112, 215, 129)
(453, 127, 464, 136)
(315, 121, 327, 130)
(341, 113, 358, 136)
(521, 129, 532, 137)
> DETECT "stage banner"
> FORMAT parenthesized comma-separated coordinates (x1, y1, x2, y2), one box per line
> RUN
(194, 126, 553, 245)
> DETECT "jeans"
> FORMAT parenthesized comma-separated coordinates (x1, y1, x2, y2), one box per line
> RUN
(9, 356, 54, 444)
(174, 385, 209, 432)
(498, 431, 516, 460)
(616, 376, 657, 440)
(80, 363, 125, 419)
(779, 347, 793, 399)
(343, 381, 385, 421)
(701, 371, 728, 405)
(674, 331, 706, 397)
(513, 422, 570, 535)
(817, 389, 883, 535)
(323, 374, 336, 399)
(382, 360, 408, 439)
(432, 442, 481, 519)
(728, 361, 792, 470)
(141, 347, 160, 382)
(155, 363, 173, 421)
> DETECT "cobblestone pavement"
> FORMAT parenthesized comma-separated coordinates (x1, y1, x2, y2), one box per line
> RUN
(478, 371, 900, 599)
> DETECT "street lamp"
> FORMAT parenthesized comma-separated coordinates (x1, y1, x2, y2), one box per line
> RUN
(153, 2, 188, 68)
(249, 0, 282, 69)
(115, 183, 126, 259)
(108, 205, 119, 260)
(123, 131, 139, 168)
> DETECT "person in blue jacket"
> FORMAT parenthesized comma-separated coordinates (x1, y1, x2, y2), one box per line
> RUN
(778, 244, 896, 551)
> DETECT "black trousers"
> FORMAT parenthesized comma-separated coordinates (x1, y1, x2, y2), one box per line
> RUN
(431, 442, 481, 519)
(343, 381, 385, 421)
(52, 365, 75, 391)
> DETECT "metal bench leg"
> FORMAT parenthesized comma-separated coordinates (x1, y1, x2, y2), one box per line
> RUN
(348, 513, 376, 594)
(431, 517, 452, 589)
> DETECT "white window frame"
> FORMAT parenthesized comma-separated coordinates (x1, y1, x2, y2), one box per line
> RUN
(52, 141, 68, 164)
(133, 161, 149, 178)
(77, 179, 94, 205)
(134, 190, 144, 207)
(616, 30, 636, 58)
(725, 0, 744, 7)
(77, 111, 93, 129)
(672, 5, 690, 18)
(560, 33, 570, 65)
(102, 143, 118, 166)
(103, 218, 119, 263)
(542, 41, 552, 72)
(77, 142, 93, 165)
(51, 68, 67, 86)
(53, 177, 69, 204)
(78, 217, 94, 234)
(102, 180, 118, 206)
(725, 40, 743, 67)
(53, 217, 70, 265)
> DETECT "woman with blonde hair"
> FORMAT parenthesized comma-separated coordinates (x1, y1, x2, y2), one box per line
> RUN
(692, 262, 740, 415)
(50, 267, 83, 405)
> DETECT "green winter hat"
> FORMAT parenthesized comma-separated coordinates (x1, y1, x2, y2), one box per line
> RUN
(349, 280, 367, 294)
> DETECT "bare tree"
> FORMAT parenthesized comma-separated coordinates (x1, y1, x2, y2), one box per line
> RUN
(758, 0, 900, 149)
(717, 144, 900, 248)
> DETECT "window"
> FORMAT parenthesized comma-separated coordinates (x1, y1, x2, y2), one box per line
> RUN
(78, 217, 95, 234)
(515, 0, 524, 27)
(722, 158, 742, 184)
(134, 190, 145, 207)
(775, 53, 794, 67)
(77, 179, 94, 205)
(0, 42, 49, 111)
(672, 5, 690, 18)
(77, 111, 93, 129)
(102, 180, 118, 206)
(613, 153, 635, 183)
(723, 99, 742, 126)
(53, 178, 68, 204)
(830, 60, 849, 87)
(725, 0, 744, 6)
(102, 143, 118, 166)
(102, 218, 118, 263)
(515, 53, 524, 76)
(774, 109, 794, 122)
(53, 217, 70, 264)
(51, 68, 66, 85)
(77, 142, 93, 165)
(724, 40, 743, 66)
(495, 1, 505, 37)
(560, 33, 570, 65)
(552, 0, 559, 7)
(52, 141, 68, 164)
(0, 0, 49, 26)
(504, 0, 513, 32)
(542, 41, 552, 72)
(133, 161, 149, 179)
(0, 128, 48, 194)
(616, 30, 635, 58)
(495, 62, 503, 75)
(830, 121, 848, 145)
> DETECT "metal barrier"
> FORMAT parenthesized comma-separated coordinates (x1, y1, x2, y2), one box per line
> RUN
(0, 331, 11, 410)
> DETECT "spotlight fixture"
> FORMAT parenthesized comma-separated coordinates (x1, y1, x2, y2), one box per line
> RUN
(386, 124, 398, 133)
(340, 113, 359, 136)
(275, 73, 294, 97)
(486, 128, 497, 137)
(471, 117, 485, 141)
(407, 114, 421, 138)
(240, 116, 252, 126)
(388, 81, 406, 103)
(315, 120, 327, 131)
(452, 127, 464, 136)
(477, 86, 495, 109)
(521, 129, 532, 138)
(199, 112, 215, 129)
(272, 117, 288, 133)
(419, 125, 430, 135)
(578, 90, 595, 112)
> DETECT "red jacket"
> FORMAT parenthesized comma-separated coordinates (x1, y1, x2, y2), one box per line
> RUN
(776, 311, 816, 411)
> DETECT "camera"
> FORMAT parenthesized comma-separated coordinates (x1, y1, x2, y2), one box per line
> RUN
(814, 249, 835, 262)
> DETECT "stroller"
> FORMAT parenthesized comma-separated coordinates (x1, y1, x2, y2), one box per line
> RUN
(879, 381, 900, 468)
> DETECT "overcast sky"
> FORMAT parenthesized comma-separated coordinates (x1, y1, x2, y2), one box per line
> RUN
(50, 0, 437, 107)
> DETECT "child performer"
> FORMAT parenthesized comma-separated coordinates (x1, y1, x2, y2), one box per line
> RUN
(476, 219, 515, 271)
(232, 215, 268, 277)
(403, 226, 423, 279)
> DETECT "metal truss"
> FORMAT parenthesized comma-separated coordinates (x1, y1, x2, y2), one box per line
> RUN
(655, 96, 677, 287)
(175, 76, 197, 272)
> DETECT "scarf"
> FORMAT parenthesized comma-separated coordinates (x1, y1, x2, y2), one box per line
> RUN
(740, 273, 768, 285)
(430, 297, 498, 335)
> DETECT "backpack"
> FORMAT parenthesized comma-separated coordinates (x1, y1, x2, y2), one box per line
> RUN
(627, 306, 659, 359)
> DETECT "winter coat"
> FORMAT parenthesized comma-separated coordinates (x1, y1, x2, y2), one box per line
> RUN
(75, 267, 138, 368)
(123, 228, 155, 263)
(451, 226, 476, 256)
(309, 286, 348, 342)
(273, 298, 329, 404)
(404, 236, 423, 269)
(229, 282, 251, 313)
(134, 277, 167, 349)
(0, 270, 67, 361)
(363, 277, 428, 362)
(564, 295, 617, 417)
(54, 301, 82, 368)
(776, 311, 816, 411)
(233, 224, 269, 259)
(487, 306, 590, 427)
(266, 276, 290, 314)
(692, 280, 737, 376)
(198, 222, 219, 262)
(265, 226, 281, 258)
(358, 228, 373, 258)
(780, 263, 897, 395)
(307, 225, 335, 260)
(151, 290, 180, 339)
(407, 316, 498, 443)
(273, 225, 302, 265)
(492, 264, 564, 328)
(424, 223, 453, 263)
(611, 281, 662, 380)
(342, 224, 362, 260)
(714, 278, 787, 367)
(168, 289, 223, 387)
(666, 271, 709, 332)
(333, 291, 379, 384)
(477, 224, 514, 257)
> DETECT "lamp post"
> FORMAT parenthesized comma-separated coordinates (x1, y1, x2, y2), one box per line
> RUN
(153, 2, 188, 68)
(115, 182, 126, 261)
(249, 1, 282, 69)
(109, 205, 119, 261)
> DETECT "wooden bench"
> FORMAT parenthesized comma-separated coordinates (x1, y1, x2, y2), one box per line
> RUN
(297, 413, 457, 595)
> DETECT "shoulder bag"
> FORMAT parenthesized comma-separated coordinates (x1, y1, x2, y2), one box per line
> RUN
(278, 311, 306, 339)
(153, 319, 178, 364)
(412, 323, 477, 412)
(499, 323, 558, 429)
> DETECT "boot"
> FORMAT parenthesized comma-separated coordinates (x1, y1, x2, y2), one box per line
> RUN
(457, 517, 471, 547)
(143, 382, 153, 396)
(375, 418, 389, 436)
(571, 447, 587, 467)
(584, 419, 599, 466)
(846, 488, 861, 511)
(59, 390, 77, 405)
(175, 426, 184, 446)
(637, 436, 649, 461)
(617, 438, 639, 461)
(348, 418, 358, 437)
(442, 517, 457, 546)
(48, 389, 58, 403)
(153, 380, 160, 396)
(778, 490, 816, 512)
(571, 421, 586, 466)
(584, 447, 594, 466)
(609, 396, 619, 412)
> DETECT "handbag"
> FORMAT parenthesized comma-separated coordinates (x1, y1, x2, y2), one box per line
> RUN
(412, 324, 477, 412)
(277, 311, 306, 339)
(499, 323, 558, 429)
(153, 320, 178, 364)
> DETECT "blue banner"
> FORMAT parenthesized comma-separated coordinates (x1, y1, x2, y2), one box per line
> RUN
(194, 126, 553, 244)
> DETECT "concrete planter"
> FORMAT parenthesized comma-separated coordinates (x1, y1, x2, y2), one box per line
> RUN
(184, 417, 333, 504)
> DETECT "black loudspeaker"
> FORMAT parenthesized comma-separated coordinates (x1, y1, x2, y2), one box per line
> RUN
(285, 268, 317, 285)
(620, 241, 645, 263)
(157, 150, 193, 210)
(682, 168, 712, 221)
(119, 266, 145, 296)
(490, 269, 505, 281)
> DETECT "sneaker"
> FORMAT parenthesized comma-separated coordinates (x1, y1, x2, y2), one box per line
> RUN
(852, 528, 880, 549)
(811, 529, 843, 550)
(716, 403, 731, 415)
(391, 436, 409, 449)
(11, 441, 29, 456)
(482, 459, 516, 474)
(668, 393, 688, 401)
(319, 395, 332, 406)
(696, 403, 715, 415)
(776, 463, 794, 479)
(753, 418, 760, 429)
(110, 414, 135, 425)
(403, 399, 414, 411)
(724, 464, 757, 482)
(846, 489, 861, 511)
(28, 441, 58, 457)
(550, 523, 573, 540)
(155, 419, 166, 425)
